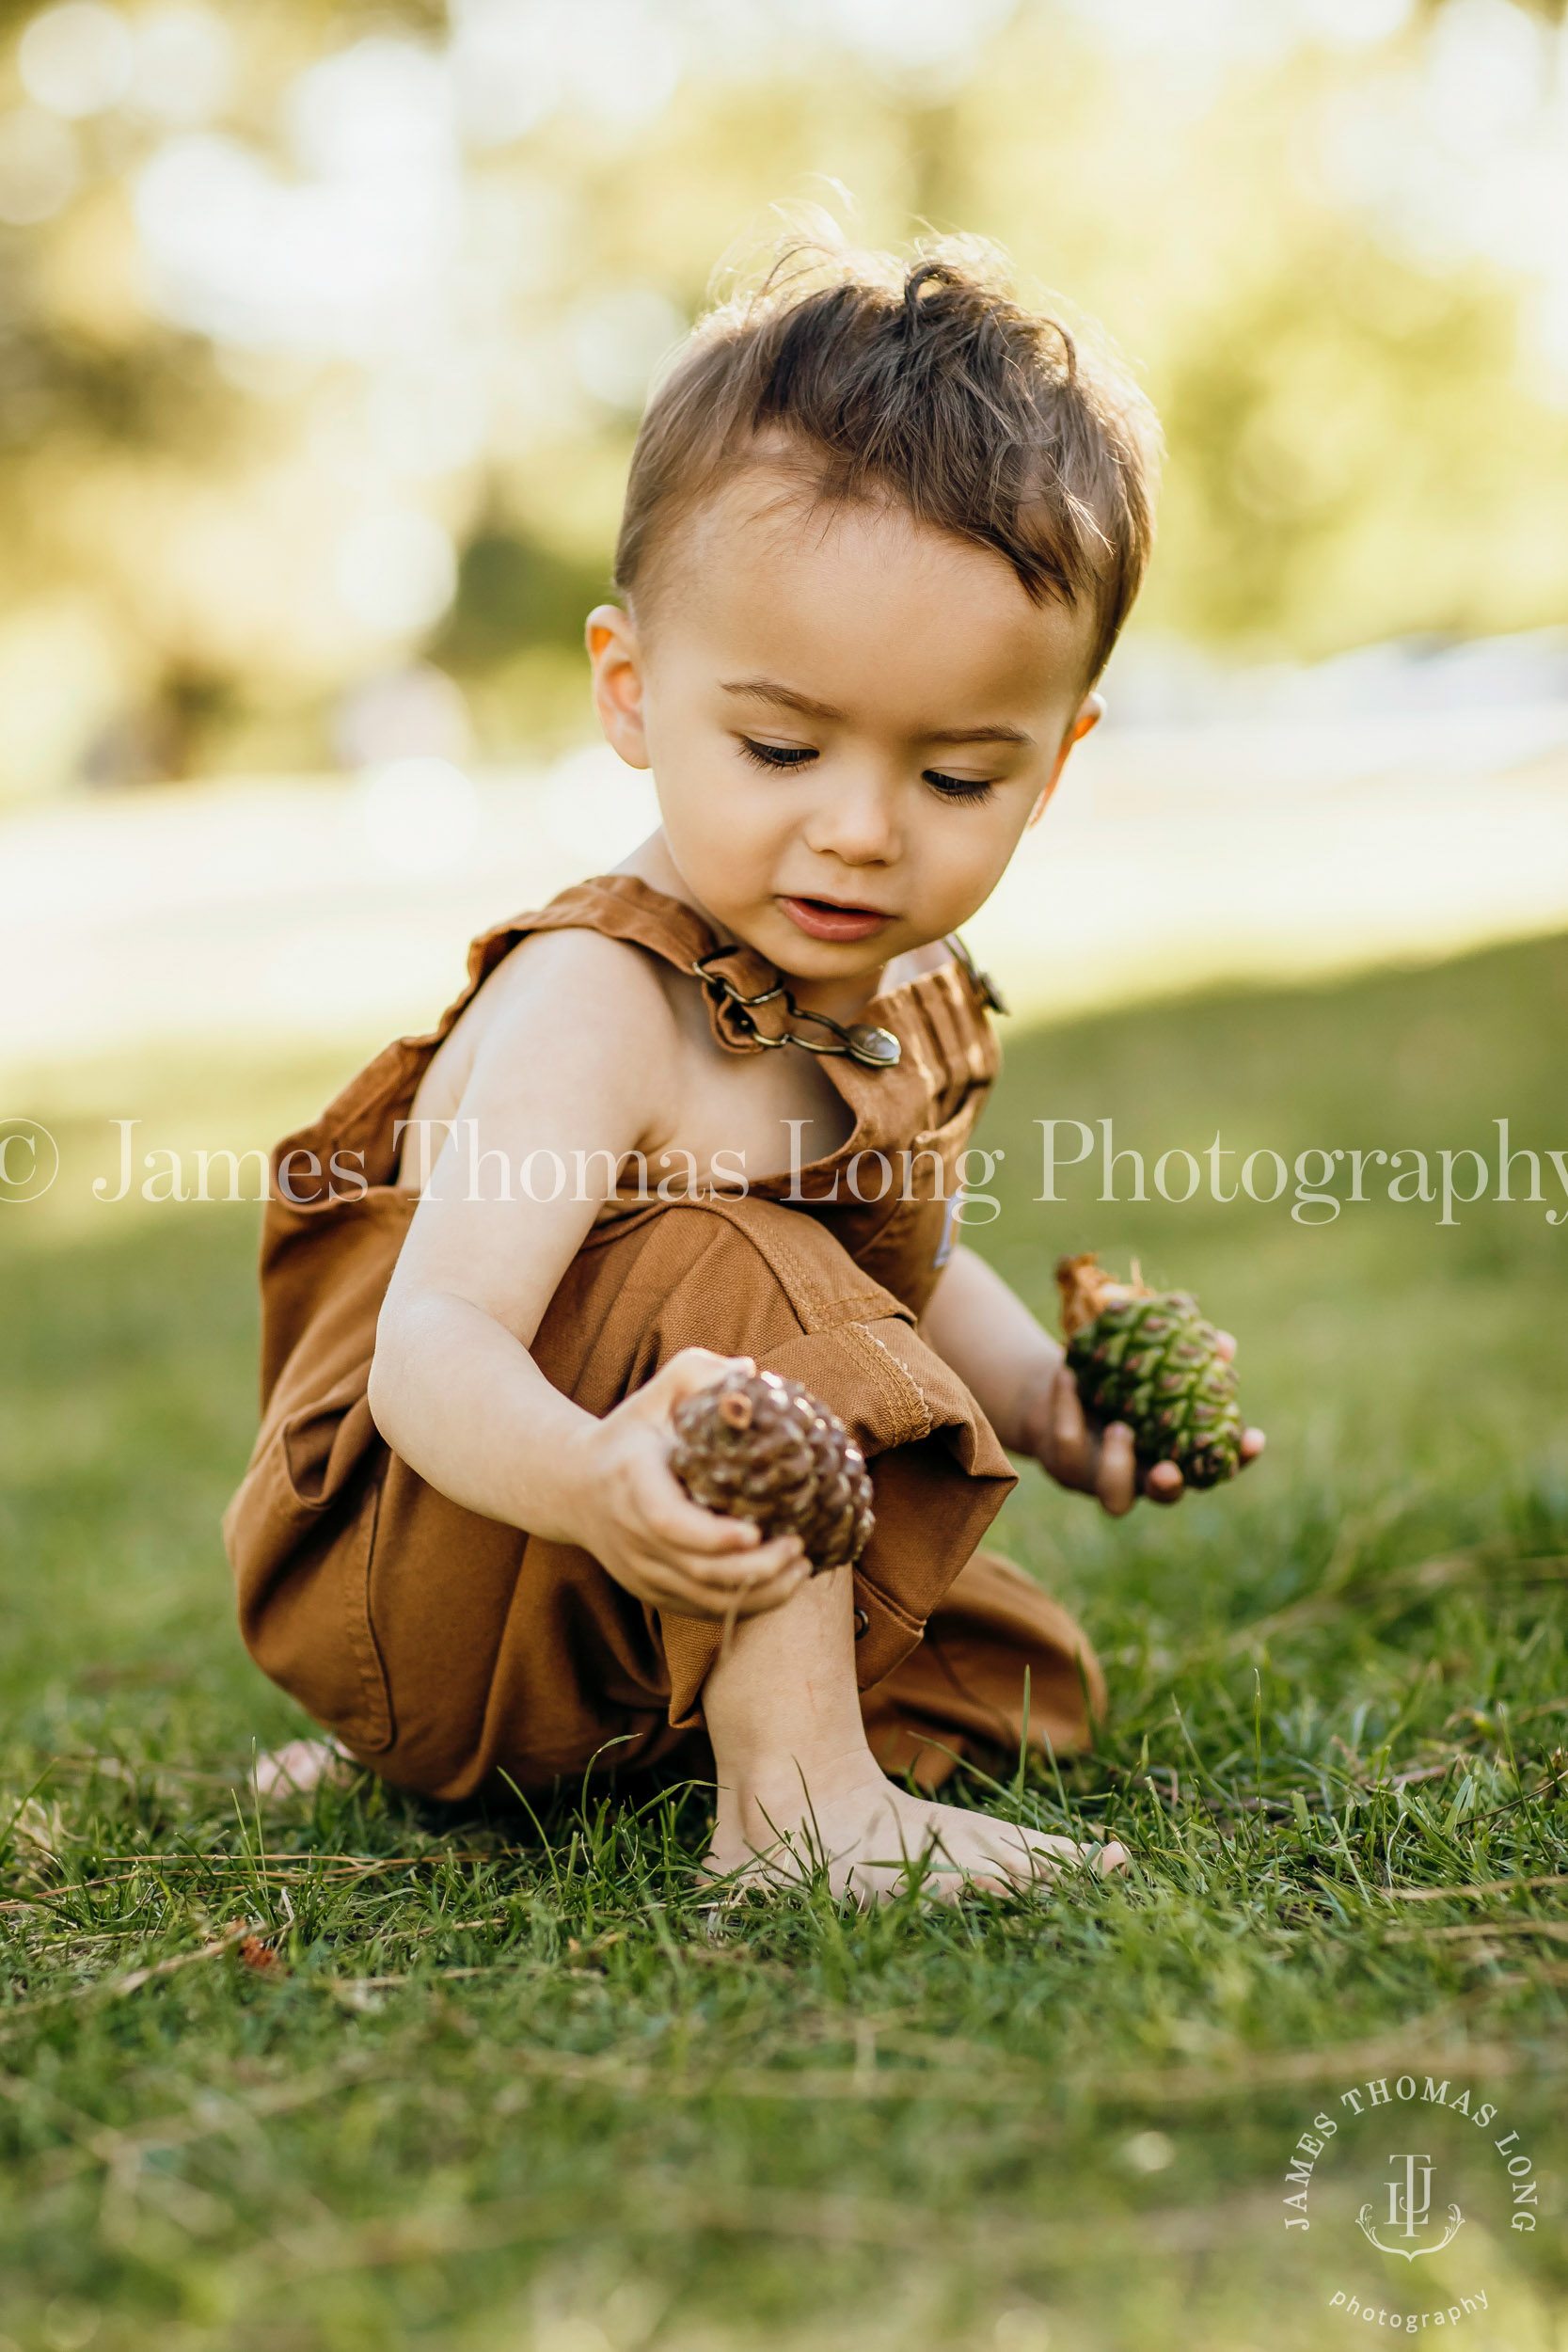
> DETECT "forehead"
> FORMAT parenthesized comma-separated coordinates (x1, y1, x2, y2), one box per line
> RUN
(651, 465, 1096, 725)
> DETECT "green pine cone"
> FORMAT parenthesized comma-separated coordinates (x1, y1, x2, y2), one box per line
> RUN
(1057, 1257, 1243, 1488)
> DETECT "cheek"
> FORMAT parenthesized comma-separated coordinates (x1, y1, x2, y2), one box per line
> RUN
(911, 803, 1030, 898)
(661, 739, 791, 866)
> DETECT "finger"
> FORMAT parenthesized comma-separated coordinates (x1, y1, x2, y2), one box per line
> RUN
(1240, 1427, 1266, 1464)
(635, 1462, 768, 1554)
(1048, 1365, 1090, 1483)
(1143, 1459, 1183, 1506)
(634, 1560, 768, 1616)
(1214, 1328, 1237, 1362)
(656, 1553, 811, 1622)
(673, 1531, 807, 1584)
(727, 1560, 815, 1618)
(645, 1493, 762, 1551)
(637, 1347, 757, 1418)
(1095, 1421, 1137, 1517)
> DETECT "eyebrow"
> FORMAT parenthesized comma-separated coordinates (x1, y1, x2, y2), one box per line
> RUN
(720, 677, 1034, 747)
(721, 676, 846, 723)
(926, 723, 1035, 746)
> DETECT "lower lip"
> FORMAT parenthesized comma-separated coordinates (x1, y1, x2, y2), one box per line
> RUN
(779, 896, 892, 943)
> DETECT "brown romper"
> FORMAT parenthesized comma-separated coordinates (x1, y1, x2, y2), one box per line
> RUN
(223, 874, 1105, 1799)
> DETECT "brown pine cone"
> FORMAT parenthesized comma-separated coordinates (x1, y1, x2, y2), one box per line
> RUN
(668, 1367, 874, 1574)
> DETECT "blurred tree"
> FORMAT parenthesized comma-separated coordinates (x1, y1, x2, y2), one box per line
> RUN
(949, 8, 1568, 660)
(0, 0, 1566, 792)
(436, 525, 610, 669)
(1147, 243, 1565, 656)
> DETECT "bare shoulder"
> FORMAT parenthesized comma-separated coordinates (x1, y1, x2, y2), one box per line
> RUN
(482, 922, 673, 1024)
(401, 925, 680, 1164)
(468, 925, 679, 1083)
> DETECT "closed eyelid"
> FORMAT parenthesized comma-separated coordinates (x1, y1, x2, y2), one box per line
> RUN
(736, 737, 817, 771)
(736, 737, 999, 794)
(923, 770, 996, 803)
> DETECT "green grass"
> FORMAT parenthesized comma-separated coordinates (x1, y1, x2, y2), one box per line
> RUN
(3, 934, 1568, 2352)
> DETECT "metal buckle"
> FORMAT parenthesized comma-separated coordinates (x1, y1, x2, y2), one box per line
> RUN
(689, 951, 902, 1069)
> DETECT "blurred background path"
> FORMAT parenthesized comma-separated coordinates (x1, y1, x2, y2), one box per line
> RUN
(4, 631, 1564, 1090)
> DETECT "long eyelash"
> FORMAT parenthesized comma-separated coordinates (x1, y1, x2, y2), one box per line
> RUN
(738, 738, 817, 771)
(738, 737, 994, 804)
(924, 772, 996, 804)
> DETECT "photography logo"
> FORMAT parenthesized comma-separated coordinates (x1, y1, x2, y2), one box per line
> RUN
(1281, 2071, 1539, 2329)
(0, 1117, 58, 1204)
(1355, 2152, 1463, 2261)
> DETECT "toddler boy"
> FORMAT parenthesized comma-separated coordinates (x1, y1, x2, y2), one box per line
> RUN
(225, 240, 1261, 1901)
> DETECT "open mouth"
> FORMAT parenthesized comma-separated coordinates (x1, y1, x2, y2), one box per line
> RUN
(779, 895, 893, 943)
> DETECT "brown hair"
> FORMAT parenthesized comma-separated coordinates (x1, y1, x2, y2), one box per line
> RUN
(614, 236, 1161, 682)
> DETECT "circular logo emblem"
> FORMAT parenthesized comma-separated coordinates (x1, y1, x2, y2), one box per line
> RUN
(1282, 2068, 1539, 2331)
(0, 1118, 59, 1204)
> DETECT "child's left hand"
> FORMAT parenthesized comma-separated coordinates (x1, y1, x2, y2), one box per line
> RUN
(1020, 1331, 1265, 1518)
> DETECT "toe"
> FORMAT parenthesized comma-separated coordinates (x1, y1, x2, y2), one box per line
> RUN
(982, 1825, 1123, 1886)
(252, 1736, 345, 1800)
(965, 1826, 1060, 1885)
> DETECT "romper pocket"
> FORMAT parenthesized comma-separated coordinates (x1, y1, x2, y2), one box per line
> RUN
(316, 1459, 394, 1756)
(228, 1369, 395, 1755)
(282, 1370, 379, 1508)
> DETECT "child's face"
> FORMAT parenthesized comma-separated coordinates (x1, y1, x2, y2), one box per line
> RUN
(588, 465, 1102, 988)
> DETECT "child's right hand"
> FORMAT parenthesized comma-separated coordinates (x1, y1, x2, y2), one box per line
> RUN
(574, 1350, 814, 1622)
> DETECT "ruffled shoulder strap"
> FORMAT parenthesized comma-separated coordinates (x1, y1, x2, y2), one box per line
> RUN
(266, 871, 1001, 1203)
(262, 875, 777, 1203)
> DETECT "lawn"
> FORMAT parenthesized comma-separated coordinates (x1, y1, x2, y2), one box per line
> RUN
(2, 930, 1566, 2352)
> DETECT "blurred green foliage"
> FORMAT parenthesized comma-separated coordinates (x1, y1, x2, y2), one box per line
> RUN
(1, 0, 1567, 787)
(438, 526, 613, 667)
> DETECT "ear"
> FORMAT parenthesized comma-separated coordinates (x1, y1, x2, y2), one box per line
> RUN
(1024, 691, 1103, 830)
(586, 603, 650, 771)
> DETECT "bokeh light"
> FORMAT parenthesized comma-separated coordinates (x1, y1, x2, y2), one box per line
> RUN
(129, 6, 234, 126)
(333, 511, 459, 639)
(19, 1, 133, 119)
(0, 106, 77, 223)
(571, 287, 688, 413)
(356, 753, 482, 875)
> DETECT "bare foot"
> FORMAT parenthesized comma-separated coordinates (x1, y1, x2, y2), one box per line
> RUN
(251, 1737, 354, 1803)
(698, 1545, 1127, 1907)
(705, 1753, 1129, 1905)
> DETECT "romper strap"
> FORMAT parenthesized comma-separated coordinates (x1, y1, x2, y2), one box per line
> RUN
(516, 875, 784, 1057)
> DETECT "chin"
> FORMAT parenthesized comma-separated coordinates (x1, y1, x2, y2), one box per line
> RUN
(776, 943, 890, 979)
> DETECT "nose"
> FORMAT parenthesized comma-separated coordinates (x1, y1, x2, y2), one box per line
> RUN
(800, 762, 900, 868)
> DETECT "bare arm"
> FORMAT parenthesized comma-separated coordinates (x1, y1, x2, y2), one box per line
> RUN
(367, 930, 809, 1619)
(918, 1240, 1063, 1453)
